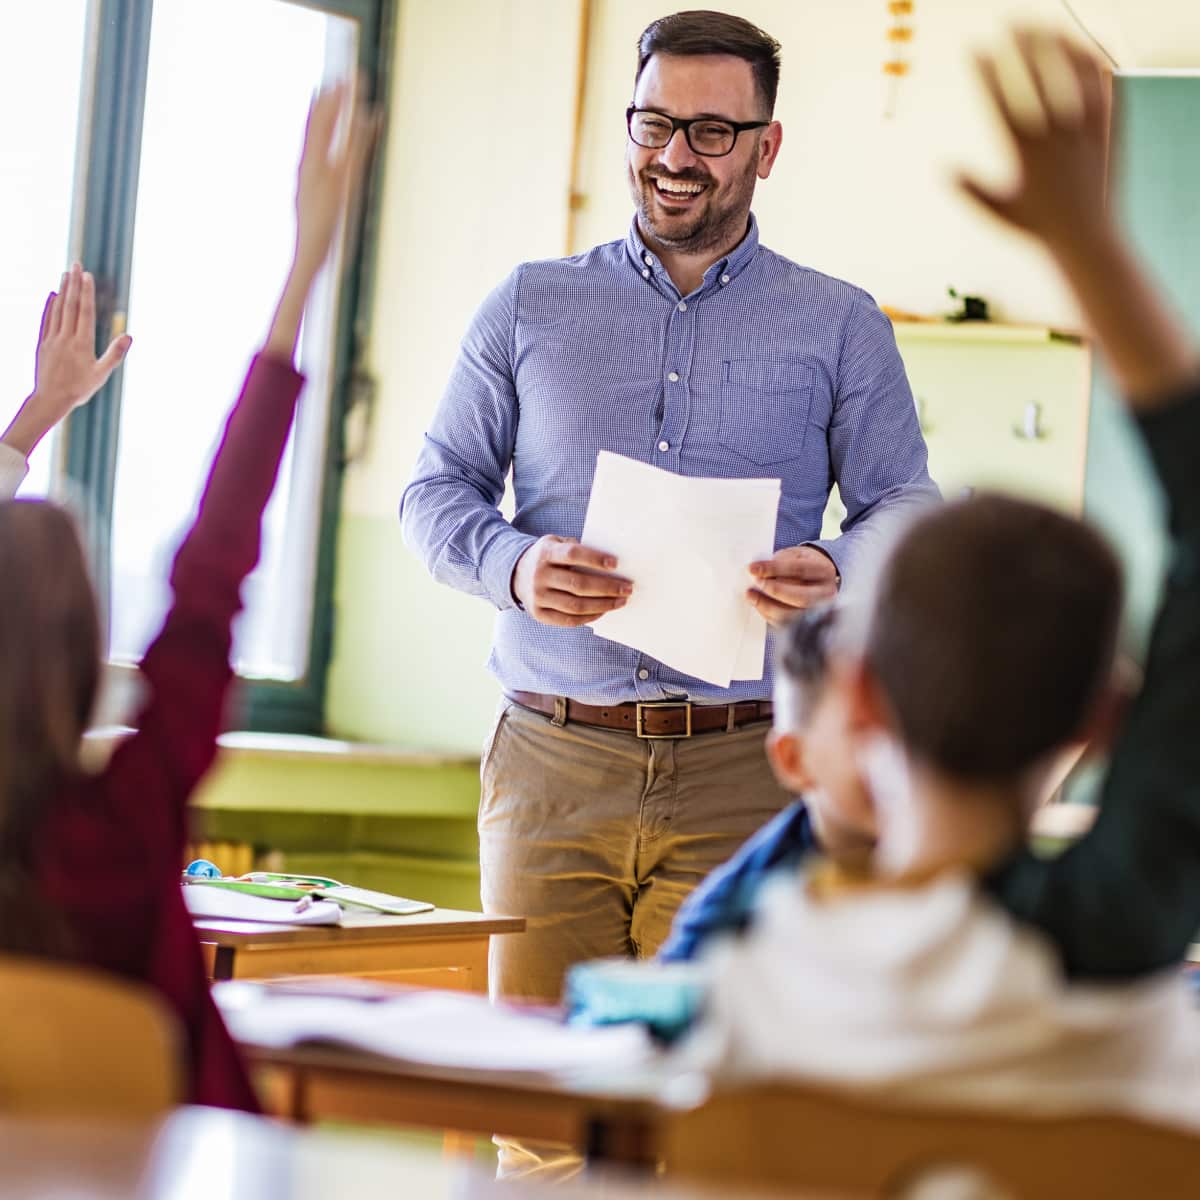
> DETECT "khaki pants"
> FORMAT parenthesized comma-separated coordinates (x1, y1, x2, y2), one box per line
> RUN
(478, 698, 791, 1003)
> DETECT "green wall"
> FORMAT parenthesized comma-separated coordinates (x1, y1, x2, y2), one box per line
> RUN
(326, 512, 499, 753)
(1084, 73, 1200, 655)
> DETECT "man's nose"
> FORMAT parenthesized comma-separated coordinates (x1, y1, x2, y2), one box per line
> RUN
(657, 126, 699, 173)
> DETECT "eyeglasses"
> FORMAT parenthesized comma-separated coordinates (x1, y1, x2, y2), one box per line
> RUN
(626, 106, 769, 158)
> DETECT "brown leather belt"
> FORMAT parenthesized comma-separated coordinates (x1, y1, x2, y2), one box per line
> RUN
(507, 691, 773, 739)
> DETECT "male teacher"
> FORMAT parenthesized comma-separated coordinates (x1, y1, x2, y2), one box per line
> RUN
(401, 10, 937, 1003)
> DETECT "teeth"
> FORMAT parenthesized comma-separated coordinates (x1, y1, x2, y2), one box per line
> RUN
(655, 179, 704, 195)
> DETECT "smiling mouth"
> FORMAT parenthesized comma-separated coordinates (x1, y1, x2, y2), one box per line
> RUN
(649, 176, 708, 205)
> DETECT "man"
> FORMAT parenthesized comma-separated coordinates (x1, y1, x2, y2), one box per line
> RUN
(401, 10, 937, 1004)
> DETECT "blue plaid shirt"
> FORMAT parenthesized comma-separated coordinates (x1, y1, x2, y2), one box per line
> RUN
(401, 216, 937, 704)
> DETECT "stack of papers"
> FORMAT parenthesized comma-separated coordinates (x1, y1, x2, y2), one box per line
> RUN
(183, 884, 341, 926)
(582, 452, 781, 686)
(215, 983, 655, 1076)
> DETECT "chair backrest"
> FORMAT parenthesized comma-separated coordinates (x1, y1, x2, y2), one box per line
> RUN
(0, 955, 182, 1118)
(660, 1082, 1200, 1200)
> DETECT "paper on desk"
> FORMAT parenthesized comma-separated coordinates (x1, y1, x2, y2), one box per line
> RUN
(581, 452, 781, 687)
(215, 984, 655, 1075)
(183, 884, 341, 926)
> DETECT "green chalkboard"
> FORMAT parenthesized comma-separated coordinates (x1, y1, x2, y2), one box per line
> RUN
(1084, 73, 1200, 657)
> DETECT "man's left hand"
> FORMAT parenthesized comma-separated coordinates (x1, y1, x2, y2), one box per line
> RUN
(747, 545, 839, 628)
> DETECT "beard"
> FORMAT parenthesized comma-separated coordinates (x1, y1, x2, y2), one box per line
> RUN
(629, 152, 759, 255)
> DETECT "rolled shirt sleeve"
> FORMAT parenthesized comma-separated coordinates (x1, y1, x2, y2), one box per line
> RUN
(400, 268, 536, 612)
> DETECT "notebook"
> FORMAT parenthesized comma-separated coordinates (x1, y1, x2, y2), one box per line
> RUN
(182, 882, 341, 925)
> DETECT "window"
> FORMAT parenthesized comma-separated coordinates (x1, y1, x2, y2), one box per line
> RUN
(0, 3, 93, 499)
(12, 0, 387, 733)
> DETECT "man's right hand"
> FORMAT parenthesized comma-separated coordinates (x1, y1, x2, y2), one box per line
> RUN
(511, 535, 632, 628)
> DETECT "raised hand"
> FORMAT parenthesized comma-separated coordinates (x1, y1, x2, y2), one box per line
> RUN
(747, 545, 839, 629)
(511, 535, 633, 628)
(2, 263, 132, 457)
(292, 80, 377, 282)
(266, 80, 378, 362)
(959, 30, 1111, 249)
(960, 28, 1196, 406)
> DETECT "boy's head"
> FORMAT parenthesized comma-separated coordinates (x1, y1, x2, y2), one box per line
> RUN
(769, 606, 875, 856)
(853, 493, 1123, 805)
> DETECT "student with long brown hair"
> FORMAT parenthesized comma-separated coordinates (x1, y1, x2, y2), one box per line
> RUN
(0, 82, 373, 1109)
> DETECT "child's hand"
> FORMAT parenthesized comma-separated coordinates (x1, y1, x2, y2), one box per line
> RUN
(959, 30, 1111, 252)
(291, 80, 378, 283)
(3, 264, 132, 457)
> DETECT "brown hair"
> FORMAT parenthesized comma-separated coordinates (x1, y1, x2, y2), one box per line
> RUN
(0, 499, 99, 954)
(636, 10, 782, 116)
(866, 494, 1122, 782)
(776, 605, 839, 725)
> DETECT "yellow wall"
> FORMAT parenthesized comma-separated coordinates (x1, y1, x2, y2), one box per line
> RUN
(325, 0, 1200, 751)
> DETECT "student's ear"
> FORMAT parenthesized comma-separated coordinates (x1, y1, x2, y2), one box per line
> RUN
(1077, 671, 1137, 758)
(766, 728, 814, 793)
(835, 655, 893, 737)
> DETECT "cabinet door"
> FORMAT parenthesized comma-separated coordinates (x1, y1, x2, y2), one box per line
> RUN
(822, 336, 1092, 539)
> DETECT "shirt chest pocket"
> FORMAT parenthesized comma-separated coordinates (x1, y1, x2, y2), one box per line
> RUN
(719, 359, 814, 466)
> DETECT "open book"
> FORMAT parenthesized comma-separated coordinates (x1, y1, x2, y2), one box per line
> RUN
(215, 982, 656, 1076)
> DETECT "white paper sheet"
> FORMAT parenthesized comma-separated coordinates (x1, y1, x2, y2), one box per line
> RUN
(183, 884, 341, 926)
(215, 984, 654, 1075)
(581, 452, 781, 687)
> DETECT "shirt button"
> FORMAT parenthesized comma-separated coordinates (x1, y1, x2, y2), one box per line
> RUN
(638, 669, 650, 681)
(644, 253, 654, 265)
(658, 440, 670, 452)
(720, 274, 731, 285)
(642, 268, 650, 279)
(677, 301, 687, 312)
(668, 371, 679, 382)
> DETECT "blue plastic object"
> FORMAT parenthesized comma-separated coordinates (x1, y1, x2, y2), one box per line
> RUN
(565, 958, 709, 1043)
(184, 858, 222, 879)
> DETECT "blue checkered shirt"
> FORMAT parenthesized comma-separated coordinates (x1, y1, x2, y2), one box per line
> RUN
(400, 216, 938, 704)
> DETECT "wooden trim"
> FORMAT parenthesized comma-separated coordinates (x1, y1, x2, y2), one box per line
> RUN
(564, 0, 594, 256)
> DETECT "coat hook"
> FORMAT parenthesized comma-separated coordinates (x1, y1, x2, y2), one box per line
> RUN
(1013, 400, 1047, 441)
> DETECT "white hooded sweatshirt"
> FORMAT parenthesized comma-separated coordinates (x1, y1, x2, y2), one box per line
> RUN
(682, 865, 1200, 1133)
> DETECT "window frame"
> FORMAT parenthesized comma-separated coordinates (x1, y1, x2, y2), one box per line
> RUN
(62, 0, 391, 734)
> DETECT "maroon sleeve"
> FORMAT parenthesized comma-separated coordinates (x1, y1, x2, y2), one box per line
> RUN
(89, 353, 305, 878)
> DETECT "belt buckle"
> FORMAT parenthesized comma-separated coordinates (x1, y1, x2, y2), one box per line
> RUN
(635, 700, 693, 740)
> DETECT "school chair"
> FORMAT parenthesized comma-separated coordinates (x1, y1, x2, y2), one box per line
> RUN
(659, 1080, 1200, 1200)
(0, 956, 182, 1117)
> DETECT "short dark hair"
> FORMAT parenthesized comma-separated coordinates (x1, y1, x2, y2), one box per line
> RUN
(776, 605, 839, 726)
(636, 10, 782, 116)
(866, 494, 1123, 783)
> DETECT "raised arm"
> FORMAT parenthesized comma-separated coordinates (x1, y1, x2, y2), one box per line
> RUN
(962, 30, 1200, 976)
(0, 265, 132, 499)
(104, 83, 376, 850)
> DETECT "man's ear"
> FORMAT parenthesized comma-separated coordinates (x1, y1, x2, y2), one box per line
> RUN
(766, 727, 814, 793)
(757, 120, 783, 179)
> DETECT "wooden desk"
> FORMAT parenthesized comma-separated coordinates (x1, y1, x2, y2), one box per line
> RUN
(0, 1108, 807, 1199)
(246, 1039, 683, 1165)
(195, 908, 524, 992)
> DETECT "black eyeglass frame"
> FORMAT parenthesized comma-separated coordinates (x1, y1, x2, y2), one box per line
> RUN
(625, 105, 770, 158)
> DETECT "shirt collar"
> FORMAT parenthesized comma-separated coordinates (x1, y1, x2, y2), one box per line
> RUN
(625, 213, 761, 293)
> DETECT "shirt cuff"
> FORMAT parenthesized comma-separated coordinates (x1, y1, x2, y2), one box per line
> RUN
(0, 442, 29, 501)
(480, 526, 539, 611)
(1136, 384, 1200, 541)
(805, 538, 847, 585)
